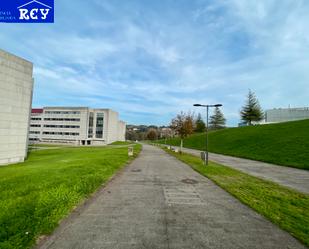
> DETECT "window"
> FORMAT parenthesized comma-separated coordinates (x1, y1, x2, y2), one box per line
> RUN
(45, 111, 81, 114)
(30, 124, 41, 127)
(43, 125, 80, 128)
(44, 118, 80, 122)
(31, 117, 42, 121)
(88, 112, 94, 138)
(95, 113, 104, 138)
(30, 131, 40, 134)
(42, 132, 79, 136)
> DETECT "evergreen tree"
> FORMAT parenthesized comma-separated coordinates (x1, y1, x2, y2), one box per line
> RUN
(195, 113, 206, 132)
(240, 90, 264, 125)
(209, 107, 226, 129)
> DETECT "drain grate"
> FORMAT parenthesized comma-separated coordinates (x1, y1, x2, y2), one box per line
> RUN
(181, 178, 198, 184)
(131, 169, 141, 172)
(164, 186, 203, 206)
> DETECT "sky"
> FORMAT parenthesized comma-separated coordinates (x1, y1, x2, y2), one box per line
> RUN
(1, 0, 309, 126)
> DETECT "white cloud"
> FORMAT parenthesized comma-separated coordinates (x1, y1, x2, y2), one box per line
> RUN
(2, 0, 309, 125)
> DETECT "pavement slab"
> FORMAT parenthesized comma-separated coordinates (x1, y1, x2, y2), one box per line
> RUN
(36, 144, 306, 249)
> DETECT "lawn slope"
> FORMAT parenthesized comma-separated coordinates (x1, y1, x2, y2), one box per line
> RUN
(159, 119, 309, 169)
(0, 144, 141, 249)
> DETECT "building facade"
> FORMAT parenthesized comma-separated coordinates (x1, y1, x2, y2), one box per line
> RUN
(0, 49, 34, 165)
(265, 107, 309, 123)
(29, 107, 126, 145)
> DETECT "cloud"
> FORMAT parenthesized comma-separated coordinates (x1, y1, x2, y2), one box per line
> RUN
(1, 0, 309, 125)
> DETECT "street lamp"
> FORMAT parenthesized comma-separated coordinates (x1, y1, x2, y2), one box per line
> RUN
(193, 103, 223, 165)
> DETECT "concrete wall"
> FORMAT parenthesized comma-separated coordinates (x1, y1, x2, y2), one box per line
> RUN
(106, 109, 120, 144)
(0, 49, 34, 165)
(117, 121, 126, 141)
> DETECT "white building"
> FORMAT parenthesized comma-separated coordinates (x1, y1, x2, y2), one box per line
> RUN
(0, 49, 34, 165)
(265, 107, 309, 123)
(29, 107, 126, 145)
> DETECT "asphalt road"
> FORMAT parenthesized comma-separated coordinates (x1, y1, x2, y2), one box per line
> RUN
(37, 144, 306, 249)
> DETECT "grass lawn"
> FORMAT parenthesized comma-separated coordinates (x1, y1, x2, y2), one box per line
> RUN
(158, 119, 309, 169)
(108, 141, 134, 145)
(162, 146, 309, 247)
(0, 144, 141, 249)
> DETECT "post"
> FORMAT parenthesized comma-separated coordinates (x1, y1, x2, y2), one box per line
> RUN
(206, 106, 209, 165)
(193, 103, 222, 166)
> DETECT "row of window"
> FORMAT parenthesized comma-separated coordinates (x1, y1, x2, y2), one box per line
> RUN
(43, 125, 80, 129)
(45, 111, 81, 114)
(42, 132, 79, 136)
(30, 124, 41, 127)
(44, 118, 80, 122)
(31, 118, 42, 121)
(96, 113, 104, 138)
(30, 131, 40, 134)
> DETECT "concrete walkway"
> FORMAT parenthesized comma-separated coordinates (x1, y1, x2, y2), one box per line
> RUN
(165, 145, 309, 195)
(37, 144, 306, 249)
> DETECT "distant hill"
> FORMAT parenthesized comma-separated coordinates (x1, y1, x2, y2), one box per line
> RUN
(158, 119, 309, 170)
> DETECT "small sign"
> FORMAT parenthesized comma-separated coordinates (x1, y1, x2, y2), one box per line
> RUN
(0, 0, 54, 23)
(128, 147, 134, 156)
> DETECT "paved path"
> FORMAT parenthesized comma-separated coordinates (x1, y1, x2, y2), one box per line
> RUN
(37, 144, 306, 249)
(165, 145, 309, 194)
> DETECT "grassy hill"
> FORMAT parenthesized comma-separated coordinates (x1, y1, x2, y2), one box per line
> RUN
(158, 119, 309, 170)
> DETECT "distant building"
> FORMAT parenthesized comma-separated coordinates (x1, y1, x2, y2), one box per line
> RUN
(0, 49, 34, 165)
(29, 107, 126, 145)
(159, 127, 175, 138)
(265, 107, 309, 123)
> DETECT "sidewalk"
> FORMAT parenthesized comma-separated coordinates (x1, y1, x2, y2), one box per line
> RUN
(166, 145, 309, 194)
(37, 144, 305, 249)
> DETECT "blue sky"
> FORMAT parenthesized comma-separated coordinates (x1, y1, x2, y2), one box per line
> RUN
(1, 0, 309, 126)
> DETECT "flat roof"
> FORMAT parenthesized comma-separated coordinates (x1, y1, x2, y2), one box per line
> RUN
(0, 49, 33, 66)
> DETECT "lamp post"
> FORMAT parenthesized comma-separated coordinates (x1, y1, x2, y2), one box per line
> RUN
(193, 103, 222, 165)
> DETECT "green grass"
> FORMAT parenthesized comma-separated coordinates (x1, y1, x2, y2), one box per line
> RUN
(162, 146, 309, 247)
(158, 119, 309, 169)
(0, 144, 141, 249)
(108, 141, 134, 145)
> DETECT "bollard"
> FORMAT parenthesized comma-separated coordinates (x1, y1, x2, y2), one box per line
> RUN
(200, 152, 206, 165)
(128, 146, 134, 156)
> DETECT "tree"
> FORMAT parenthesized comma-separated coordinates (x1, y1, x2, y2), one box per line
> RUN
(146, 129, 157, 141)
(240, 90, 264, 125)
(171, 112, 194, 153)
(209, 107, 226, 129)
(194, 113, 206, 132)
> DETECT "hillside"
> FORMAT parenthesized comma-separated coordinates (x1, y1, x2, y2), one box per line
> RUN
(159, 119, 309, 170)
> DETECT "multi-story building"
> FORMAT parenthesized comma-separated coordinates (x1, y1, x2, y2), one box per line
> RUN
(29, 107, 126, 145)
(265, 107, 309, 123)
(0, 49, 34, 165)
